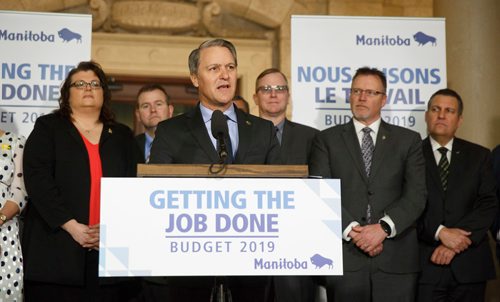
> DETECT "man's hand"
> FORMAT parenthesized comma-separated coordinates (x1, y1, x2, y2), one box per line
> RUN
(431, 244, 456, 265)
(438, 227, 471, 253)
(350, 224, 387, 254)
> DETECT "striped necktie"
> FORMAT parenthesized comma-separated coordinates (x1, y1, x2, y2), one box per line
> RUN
(437, 147, 449, 191)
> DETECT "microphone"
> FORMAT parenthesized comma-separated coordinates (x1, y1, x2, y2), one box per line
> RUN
(211, 110, 229, 163)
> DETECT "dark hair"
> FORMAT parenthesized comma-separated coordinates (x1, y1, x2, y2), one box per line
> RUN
(136, 83, 170, 108)
(56, 61, 115, 124)
(255, 68, 288, 92)
(352, 67, 387, 92)
(188, 39, 237, 75)
(233, 95, 250, 113)
(427, 88, 464, 116)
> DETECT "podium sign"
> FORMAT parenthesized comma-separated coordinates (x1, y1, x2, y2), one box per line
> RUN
(99, 178, 342, 277)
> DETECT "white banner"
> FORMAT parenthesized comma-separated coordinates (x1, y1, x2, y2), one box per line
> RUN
(99, 178, 343, 277)
(0, 11, 91, 137)
(291, 16, 446, 137)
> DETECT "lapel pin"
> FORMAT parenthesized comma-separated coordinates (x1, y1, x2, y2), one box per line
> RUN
(382, 135, 386, 140)
(246, 120, 251, 125)
(108, 128, 113, 134)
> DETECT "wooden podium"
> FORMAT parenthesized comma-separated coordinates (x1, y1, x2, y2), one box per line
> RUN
(137, 164, 309, 178)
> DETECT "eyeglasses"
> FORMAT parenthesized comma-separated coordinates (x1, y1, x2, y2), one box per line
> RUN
(257, 85, 289, 94)
(350, 88, 385, 97)
(70, 80, 102, 90)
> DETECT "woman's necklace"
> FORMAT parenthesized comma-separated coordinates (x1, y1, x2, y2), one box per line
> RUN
(73, 118, 100, 134)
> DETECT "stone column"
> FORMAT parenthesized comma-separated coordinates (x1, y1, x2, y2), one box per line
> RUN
(434, 0, 500, 149)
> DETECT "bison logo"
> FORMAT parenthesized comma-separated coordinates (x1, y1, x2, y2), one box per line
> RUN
(58, 28, 82, 43)
(310, 253, 333, 269)
(413, 32, 436, 46)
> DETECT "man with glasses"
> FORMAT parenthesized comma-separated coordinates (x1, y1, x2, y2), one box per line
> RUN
(135, 84, 174, 162)
(253, 68, 319, 165)
(309, 67, 426, 302)
(253, 68, 319, 302)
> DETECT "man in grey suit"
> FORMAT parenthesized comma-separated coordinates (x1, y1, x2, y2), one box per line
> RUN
(309, 67, 426, 302)
(253, 68, 319, 302)
(150, 38, 280, 302)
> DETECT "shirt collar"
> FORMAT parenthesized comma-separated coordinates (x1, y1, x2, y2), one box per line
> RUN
(275, 119, 285, 133)
(353, 117, 381, 135)
(200, 102, 237, 123)
(429, 136, 454, 152)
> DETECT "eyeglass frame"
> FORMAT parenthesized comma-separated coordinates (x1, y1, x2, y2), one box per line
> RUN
(70, 80, 102, 90)
(256, 85, 289, 94)
(350, 88, 385, 97)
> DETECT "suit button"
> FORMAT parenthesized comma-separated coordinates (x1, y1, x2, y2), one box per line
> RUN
(361, 217, 366, 222)
(368, 191, 374, 195)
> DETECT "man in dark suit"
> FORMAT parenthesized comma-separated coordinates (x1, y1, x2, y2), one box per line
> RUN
(417, 88, 497, 302)
(149, 38, 280, 302)
(253, 67, 319, 302)
(492, 145, 500, 263)
(309, 67, 426, 302)
(135, 83, 173, 161)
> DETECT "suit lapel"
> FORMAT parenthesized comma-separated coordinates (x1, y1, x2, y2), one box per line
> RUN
(447, 138, 464, 193)
(369, 121, 391, 180)
(279, 120, 292, 163)
(187, 105, 220, 163)
(342, 121, 368, 182)
(423, 137, 446, 195)
(234, 108, 253, 163)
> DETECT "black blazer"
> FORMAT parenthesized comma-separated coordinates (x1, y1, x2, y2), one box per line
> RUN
(309, 120, 426, 273)
(418, 137, 497, 284)
(149, 104, 281, 164)
(22, 113, 143, 286)
(492, 145, 500, 262)
(135, 132, 147, 161)
(279, 119, 319, 165)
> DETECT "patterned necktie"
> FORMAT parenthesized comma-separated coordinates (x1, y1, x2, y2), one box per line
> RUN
(275, 126, 282, 145)
(438, 147, 449, 191)
(361, 127, 374, 223)
(361, 127, 374, 176)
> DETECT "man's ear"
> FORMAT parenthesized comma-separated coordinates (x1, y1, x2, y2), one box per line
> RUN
(190, 73, 199, 88)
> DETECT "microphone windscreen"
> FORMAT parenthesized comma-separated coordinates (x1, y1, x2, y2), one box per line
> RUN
(211, 110, 229, 139)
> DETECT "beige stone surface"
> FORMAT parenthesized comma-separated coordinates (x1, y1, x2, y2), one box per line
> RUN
(111, 1, 199, 32)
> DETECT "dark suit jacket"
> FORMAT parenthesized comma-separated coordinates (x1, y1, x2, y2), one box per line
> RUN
(492, 145, 500, 262)
(135, 132, 146, 161)
(280, 119, 319, 165)
(309, 120, 426, 273)
(418, 137, 497, 284)
(149, 104, 281, 164)
(22, 113, 143, 286)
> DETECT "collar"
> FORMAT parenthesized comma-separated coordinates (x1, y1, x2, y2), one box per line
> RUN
(429, 136, 454, 152)
(200, 102, 237, 123)
(353, 117, 381, 135)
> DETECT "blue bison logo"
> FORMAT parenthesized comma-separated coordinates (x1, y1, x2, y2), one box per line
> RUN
(58, 28, 82, 43)
(310, 253, 333, 269)
(413, 31, 436, 46)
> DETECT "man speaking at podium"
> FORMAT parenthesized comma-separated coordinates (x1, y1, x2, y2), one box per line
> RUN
(149, 39, 280, 301)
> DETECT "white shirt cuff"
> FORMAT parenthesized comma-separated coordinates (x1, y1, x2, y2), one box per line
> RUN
(379, 215, 396, 238)
(343, 221, 360, 241)
(435, 225, 445, 241)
